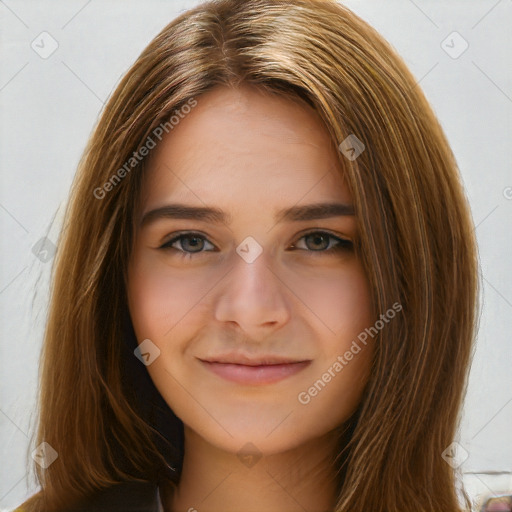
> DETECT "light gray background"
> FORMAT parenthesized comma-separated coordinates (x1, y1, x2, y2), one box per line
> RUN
(1, 0, 511, 510)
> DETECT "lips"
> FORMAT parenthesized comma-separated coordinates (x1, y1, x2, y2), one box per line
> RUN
(198, 354, 311, 385)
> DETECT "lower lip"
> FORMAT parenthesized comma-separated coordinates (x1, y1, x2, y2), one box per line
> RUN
(200, 360, 311, 385)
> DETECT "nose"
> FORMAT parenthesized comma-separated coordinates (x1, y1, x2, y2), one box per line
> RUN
(214, 242, 291, 337)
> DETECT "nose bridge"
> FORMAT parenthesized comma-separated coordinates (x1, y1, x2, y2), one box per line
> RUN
(214, 235, 290, 328)
(231, 235, 279, 300)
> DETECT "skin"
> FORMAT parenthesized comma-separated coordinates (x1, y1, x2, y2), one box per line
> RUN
(127, 84, 374, 512)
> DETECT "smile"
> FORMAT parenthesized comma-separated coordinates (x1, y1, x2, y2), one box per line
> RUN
(199, 360, 312, 385)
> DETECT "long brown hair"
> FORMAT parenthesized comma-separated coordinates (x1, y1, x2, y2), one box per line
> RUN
(18, 0, 479, 510)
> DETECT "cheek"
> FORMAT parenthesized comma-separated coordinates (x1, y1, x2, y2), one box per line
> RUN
(292, 272, 374, 431)
(296, 348, 372, 437)
(127, 253, 215, 339)
(293, 264, 374, 405)
(292, 263, 373, 338)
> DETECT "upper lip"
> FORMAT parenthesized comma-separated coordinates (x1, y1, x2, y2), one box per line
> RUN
(199, 353, 310, 366)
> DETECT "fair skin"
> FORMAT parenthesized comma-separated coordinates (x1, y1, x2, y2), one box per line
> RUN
(127, 85, 374, 512)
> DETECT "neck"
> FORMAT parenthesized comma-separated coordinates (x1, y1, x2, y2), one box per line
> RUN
(162, 426, 341, 512)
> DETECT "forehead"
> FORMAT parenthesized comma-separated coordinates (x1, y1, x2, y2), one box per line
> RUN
(141, 85, 352, 209)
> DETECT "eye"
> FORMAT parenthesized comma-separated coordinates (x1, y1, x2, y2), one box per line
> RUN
(289, 230, 353, 255)
(159, 232, 215, 256)
(158, 230, 353, 258)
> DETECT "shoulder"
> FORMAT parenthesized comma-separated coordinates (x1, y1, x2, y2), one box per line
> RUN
(11, 481, 160, 512)
(73, 481, 160, 512)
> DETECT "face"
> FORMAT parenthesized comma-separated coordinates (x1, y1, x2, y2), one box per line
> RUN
(127, 85, 374, 456)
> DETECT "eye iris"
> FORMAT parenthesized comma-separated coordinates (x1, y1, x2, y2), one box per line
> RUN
(182, 235, 204, 252)
(306, 233, 329, 251)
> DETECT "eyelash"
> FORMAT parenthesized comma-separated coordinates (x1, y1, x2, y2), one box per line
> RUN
(158, 230, 353, 259)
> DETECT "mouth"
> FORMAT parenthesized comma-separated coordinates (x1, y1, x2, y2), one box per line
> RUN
(198, 355, 312, 385)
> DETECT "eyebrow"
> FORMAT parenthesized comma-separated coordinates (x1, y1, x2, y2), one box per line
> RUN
(140, 201, 355, 228)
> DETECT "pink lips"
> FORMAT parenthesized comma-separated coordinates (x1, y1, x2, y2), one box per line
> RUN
(199, 356, 311, 385)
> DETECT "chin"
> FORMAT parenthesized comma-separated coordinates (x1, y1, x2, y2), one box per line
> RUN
(179, 398, 353, 459)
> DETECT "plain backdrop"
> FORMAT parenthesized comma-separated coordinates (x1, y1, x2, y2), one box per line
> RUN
(1, 0, 511, 510)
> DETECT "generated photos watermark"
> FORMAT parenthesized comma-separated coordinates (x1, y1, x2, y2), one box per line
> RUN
(93, 97, 198, 200)
(298, 301, 402, 405)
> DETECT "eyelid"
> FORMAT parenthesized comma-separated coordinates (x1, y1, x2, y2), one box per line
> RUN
(294, 227, 353, 243)
(158, 229, 353, 253)
(289, 230, 353, 253)
(159, 230, 215, 251)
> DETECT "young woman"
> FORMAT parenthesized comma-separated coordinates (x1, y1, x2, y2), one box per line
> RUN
(15, 0, 479, 510)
